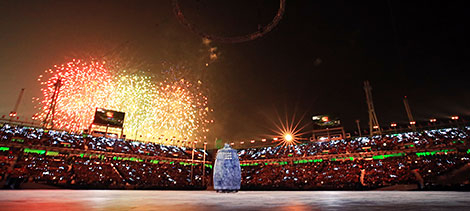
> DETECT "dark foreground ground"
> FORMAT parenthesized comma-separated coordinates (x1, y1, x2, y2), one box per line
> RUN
(0, 190, 469, 211)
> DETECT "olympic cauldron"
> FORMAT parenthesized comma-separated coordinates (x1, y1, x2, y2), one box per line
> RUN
(213, 143, 241, 192)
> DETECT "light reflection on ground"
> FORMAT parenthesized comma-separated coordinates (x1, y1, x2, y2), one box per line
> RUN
(0, 190, 469, 211)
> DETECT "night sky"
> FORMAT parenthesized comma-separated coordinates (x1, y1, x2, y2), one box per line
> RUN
(0, 0, 469, 142)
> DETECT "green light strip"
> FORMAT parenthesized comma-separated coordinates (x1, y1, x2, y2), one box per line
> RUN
(112, 156, 143, 162)
(331, 157, 354, 161)
(240, 163, 259, 166)
(293, 159, 321, 164)
(373, 153, 405, 160)
(0, 147, 9, 151)
(179, 162, 198, 166)
(416, 149, 455, 157)
(24, 148, 45, 155)
(80, 153, 105, 159)
(11, 139, 24, 143)
(46, 151, 59, 156)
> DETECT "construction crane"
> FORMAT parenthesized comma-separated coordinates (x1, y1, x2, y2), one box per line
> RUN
(403, 96, 416, 131)
(364, 81, 381, 136)
(9, 88, 25, 121)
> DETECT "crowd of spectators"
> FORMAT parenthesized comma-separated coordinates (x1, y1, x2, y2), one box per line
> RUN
(0, 124, 211, 189)
(0, 123, 469, 190)
(0, 150, 14, 182)
(238, 127, 470, 160)
(237, 127, 470, 190)
(0, 124, 209, 160)
(241, 153, 470, 190)
(1, 148, 210, 189)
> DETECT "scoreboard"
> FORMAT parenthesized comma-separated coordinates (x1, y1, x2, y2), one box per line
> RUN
(92, 108, 125, 128)
(312, 114, 341, 128)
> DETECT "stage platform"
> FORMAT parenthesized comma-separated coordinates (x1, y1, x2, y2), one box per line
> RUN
(1, 190, 469, 210)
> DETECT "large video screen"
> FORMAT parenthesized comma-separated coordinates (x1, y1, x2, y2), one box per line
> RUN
(92, 108, 125, 127)
(312, 114, 341, 128)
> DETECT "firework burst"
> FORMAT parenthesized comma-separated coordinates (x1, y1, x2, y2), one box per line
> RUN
(35, 59, 212, 143)
(34, 59, 113, 131)
(154, 78, 211, 142)
(104, 71, 158, 140)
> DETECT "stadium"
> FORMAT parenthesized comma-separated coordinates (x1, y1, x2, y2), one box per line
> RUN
(1, 1, 470, 210)
(1, 120, 470, 191)
(1, 117, 470, 209)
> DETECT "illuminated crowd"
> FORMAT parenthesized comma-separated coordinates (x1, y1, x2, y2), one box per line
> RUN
(1, 149, 210, 189)
(238, 127, 470, 190)
(0, 125, 209, 160)
(0, 124, 469, 190)
(0, 124, 210, 189)
(238, 127, 470, 160)
(241, 154, 469, 190)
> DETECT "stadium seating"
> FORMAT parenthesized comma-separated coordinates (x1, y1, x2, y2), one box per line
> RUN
(0, 124, 469, 190)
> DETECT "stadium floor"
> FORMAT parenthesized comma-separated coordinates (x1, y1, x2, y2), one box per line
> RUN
(0, 190, 469, 211)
